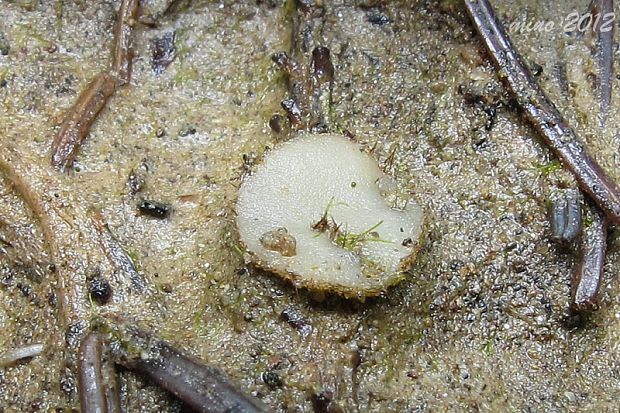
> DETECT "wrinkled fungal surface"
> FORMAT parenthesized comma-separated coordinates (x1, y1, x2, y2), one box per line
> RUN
(236, 133, 423, 298)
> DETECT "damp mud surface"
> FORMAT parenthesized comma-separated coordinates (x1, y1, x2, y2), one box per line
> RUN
(1, 1, 620, 412)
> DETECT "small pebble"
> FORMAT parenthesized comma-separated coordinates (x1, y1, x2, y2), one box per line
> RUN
(564, 391, 576, 403)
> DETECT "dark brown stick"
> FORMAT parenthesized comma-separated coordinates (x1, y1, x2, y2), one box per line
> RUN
(78, 332, 123, 413)
(51, 72, 116, 171)
(464, 0, 620, 225)
(0, 149, 90, 332)
(590, 0, 614, 126)
(51, 0, 140, 171)
(111, 0, 140, 86)
(110, 325, 269, 413)
(571, 201, 607, 311)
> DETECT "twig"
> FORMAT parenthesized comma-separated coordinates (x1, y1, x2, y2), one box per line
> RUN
(78, 332, 123, 413)
(108, 322, 269, 413)
(464, 0, 620, 225)
(111, 0, 140, 86)
(50, 72, 116, 171)
(51, 0, 140, 171)
(92, 211, 149, 293)
(0, 343, 45, 367)
(589, 0, 614, 126)
(571, 200, 607, 311)
(0, 148, 90, 332)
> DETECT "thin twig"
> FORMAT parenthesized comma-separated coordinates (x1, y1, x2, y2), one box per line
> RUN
(108, 322, 269, 413)
(0, 343, 45, 367)
(111, 0, 140, 86)
(590, 0, 614, 126)
(464, 0, 620, 225)
(92, 211, 149, 293)
(51, 72, 116, 171)
(78, 332, 123, 413)
(0, 148, 90, 331)
(571, 200, 607, 311)
(51, 0, 140, 171)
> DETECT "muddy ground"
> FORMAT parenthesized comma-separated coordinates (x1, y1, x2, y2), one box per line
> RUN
(1, 0, 620, 412)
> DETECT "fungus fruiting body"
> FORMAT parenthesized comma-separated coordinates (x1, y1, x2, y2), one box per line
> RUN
(236, 133, 423, 299)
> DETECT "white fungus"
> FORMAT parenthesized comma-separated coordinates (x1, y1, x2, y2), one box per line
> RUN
(236, 133, 424, 299)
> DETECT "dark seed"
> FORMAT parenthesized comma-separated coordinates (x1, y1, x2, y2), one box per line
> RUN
(127, 168, 146, 195)
(138, 200, 171, 219)
(311, 391, 333, 413)
(271, 51, 289, 70)
(550, 191, 582, 244)
(65, 320, 88, 348)
(269, 114, 284, 133)
(311, 46, 334, 82)
(88, 277, 112, 305)
(367, 12, 391, 26)
(60, 370, 77, 397)
(530, 61, 543, 76)
(261, 371, 283, 388)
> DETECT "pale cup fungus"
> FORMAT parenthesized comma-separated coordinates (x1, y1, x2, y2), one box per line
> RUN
(236, 133, 423, 299)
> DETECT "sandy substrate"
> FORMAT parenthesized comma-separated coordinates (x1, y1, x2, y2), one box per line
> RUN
(1, 0, 620, 411)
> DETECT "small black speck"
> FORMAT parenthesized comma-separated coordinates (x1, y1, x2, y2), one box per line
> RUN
(138, 199, 171, 219)
(47, 291, 58, 307)
(17, 282, 32, 297)
(531, 62, 543, 77)
(367, 12, 391, 26)
(350, 181, 357, 188)
(269, 114, 283, 133)
(88, 277, 112, 305)
(262, 371, 283, 388)
(311, 391, 333, 413)
(0, 79, 7, 88)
